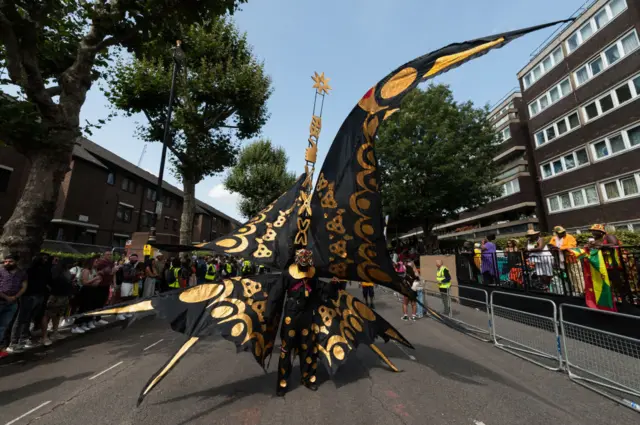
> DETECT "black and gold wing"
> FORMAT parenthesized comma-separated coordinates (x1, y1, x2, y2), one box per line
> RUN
(86, 274, 284, 404)
(312, 288, 412, 374)
(204, 172, 308, 270)
(307, 19, 572, 298)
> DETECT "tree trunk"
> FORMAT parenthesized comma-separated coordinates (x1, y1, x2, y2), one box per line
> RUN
(422, 221, 439, 255)
(179, 175, 196, 246)
(0, 146, 72, 266)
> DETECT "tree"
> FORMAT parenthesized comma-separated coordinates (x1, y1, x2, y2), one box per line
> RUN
(376, 84, 501, 253)
(0, 0, 247, 263)
(105, 20, 271, 245)
(224, 139, 297, 219)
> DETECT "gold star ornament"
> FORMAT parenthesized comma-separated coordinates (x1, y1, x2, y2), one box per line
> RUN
(312, 72, 332, 95)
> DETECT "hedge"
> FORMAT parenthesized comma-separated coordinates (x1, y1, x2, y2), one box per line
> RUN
(494, 230, 640, 250)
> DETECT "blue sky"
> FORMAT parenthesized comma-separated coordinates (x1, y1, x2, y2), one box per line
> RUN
(80, 0, 584, 221)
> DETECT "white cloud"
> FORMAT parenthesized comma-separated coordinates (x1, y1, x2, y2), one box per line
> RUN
(208, 184, 242, 220)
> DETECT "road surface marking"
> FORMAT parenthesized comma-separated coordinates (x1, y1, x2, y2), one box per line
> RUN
(392, 341, 416, 361)
(143, 339, 164, 351)
(473, 421, 486, 425)
(89, 361, 123, 380)
(5, 401, 51, 425)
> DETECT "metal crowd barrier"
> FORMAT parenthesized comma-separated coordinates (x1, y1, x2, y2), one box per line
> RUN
(447, 285, 492, 342)
(560, 304, 640, 412)
(490, 291, 563, 371)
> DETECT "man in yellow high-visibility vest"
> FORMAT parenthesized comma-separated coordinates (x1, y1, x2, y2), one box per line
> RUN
(436, 260, 451, 315)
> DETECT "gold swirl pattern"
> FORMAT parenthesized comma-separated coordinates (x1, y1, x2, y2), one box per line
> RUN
(314, 290, 409, 372)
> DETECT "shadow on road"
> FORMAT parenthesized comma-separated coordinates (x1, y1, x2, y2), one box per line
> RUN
(0, 371, 93, 404)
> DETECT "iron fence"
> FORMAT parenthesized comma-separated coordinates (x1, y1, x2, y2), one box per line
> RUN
(456, 247, 640, 307)
(560, 304, 640, 412)
(490, 291, 563, 371)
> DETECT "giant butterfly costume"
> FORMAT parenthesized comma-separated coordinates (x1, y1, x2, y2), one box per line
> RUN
(87, 19, 571, 404)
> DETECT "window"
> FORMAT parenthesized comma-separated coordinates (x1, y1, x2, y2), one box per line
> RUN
(522, 46, 564, 90)
(500, 179, 520, 197)
(547, 186, 599, 213)
(164, 217, 170, 230)
(142, 212, 153, 228)
(540, 148, 589, 179)
(146, 188, 157, 202)
(534, 111, 581, 147)
(116, 204, 133, 223)
(121, 177, 136, 193)
(601, 173, 640, 202)
(106, 172, 115, 185)
(0, 167, 12, 192)
(582, 73, 640, 122)
(528, 78, 572, 117)
(496, 126, 511, 143)
(573, 31, 639, 88)
(565, 0, 628, 54)
(591, 123, 640, 161)
(172, 219, 178, 231)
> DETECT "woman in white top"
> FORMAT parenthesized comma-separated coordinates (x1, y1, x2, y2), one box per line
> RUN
(525, 230, 553, 288)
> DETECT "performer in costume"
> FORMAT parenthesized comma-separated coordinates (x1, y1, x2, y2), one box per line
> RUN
(80, 19, 572, 403)
(268, 249, 320, 395)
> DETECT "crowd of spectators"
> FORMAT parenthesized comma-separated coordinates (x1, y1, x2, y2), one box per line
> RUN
(0, 250, 263, 357)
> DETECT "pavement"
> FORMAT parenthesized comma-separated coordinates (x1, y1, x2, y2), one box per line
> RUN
(1, 287, 638, 425)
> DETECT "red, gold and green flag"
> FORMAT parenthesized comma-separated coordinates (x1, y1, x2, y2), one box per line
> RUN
(571, 248, 617, 312)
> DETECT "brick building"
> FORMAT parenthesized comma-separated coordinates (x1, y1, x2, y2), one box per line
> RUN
(518, 0, 640, 233)
(433, 90, 545, 242)
(0, 137, 239, 251)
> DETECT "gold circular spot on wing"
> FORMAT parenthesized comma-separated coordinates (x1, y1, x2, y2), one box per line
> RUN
(306, 356, 312, 364)
(332, 345, 345, 361)
(288, 330, 296, 337)
(354, 301, 376, 321)
(215, 238, 238, 248)
(302, 329, 309, 336)
(211, 305, 234, 319)
(381, 67, 417, 99)
(362, 224, 374, 236)
(357, 198, 371, 210)
(179, 284, 223, 303)
(310, 376, 316, 383)
(285, 317, 291, 325)
(279, 380, 287, 388)
(231, 322, 244, 337)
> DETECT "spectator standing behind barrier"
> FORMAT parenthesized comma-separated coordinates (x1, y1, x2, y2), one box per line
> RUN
(143, 258, 158, 297)
(408, 261, 424, 318)
(525, 230, 553, 290)
(480, 235, 498, 286)
(41, 261, 74, 346)
(0, 255, 28, 356)
(435, 259, 451, 315)
(7, 254, 50, 352)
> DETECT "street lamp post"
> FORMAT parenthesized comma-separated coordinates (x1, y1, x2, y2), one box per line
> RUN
(148, 40, 185, 244)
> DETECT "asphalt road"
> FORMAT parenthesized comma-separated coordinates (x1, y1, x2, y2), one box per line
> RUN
(1, 288, 638, 425)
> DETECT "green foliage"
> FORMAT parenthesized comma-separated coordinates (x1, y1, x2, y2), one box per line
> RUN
(105, 19, 272, 184)
(376, 84, 501, 235)
(0, 0, 248, 153)
(224, 139, 297, 218)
